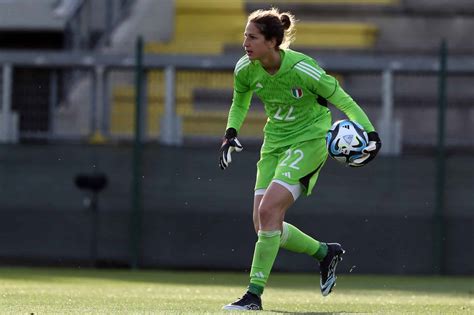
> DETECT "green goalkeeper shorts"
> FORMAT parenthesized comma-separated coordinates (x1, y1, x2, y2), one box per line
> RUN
(255, 137, 328, 196)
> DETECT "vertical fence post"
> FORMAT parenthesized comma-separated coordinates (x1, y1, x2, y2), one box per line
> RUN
(1, 63, 15, 143)
(49, 70, 58, 139)
(89, 68, 97, 137)
(101, 68, 110, 138)
(380, 68, 394, 152)
(434, 39, 448, 274)
(1, 64, 11, 142)
(379, 66, 402, 155)
(140, 69, 148, 141)
(131, 36, 144, 269)
(90, 66, 106, 144)
(160, 65, 182, 145)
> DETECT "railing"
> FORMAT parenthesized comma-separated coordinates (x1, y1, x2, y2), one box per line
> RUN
(1, 50, 474, 154)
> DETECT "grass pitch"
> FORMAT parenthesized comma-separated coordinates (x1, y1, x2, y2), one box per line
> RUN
(0, 267, 471, 314)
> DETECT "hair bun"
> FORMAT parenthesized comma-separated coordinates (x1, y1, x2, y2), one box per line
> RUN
(280, 14, 291, 30)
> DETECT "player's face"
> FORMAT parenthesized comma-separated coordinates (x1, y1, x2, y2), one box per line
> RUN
(243, 22, 276, 60)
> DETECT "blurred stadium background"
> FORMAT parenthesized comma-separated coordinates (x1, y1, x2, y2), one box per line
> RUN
(0, 0, 473, 277)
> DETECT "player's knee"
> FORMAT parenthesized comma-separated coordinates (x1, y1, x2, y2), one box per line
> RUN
(258, 203, 278, 227)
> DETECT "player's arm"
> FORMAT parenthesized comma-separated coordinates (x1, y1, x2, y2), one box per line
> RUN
(296, 58, 374, 132)
(318, 74, 374, 132)
(219, 65, 252, 170)
(317, 72, 381, 165)
(226, 89, 252, 133)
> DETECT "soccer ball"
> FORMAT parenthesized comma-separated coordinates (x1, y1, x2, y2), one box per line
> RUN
(326, 119, 368, 166)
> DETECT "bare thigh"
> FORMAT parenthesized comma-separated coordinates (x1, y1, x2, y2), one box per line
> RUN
(254, 181, 295, 232)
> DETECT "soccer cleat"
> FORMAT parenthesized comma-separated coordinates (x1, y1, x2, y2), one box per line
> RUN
(222, 291, 263, 311)
(319, 243, 345, 296)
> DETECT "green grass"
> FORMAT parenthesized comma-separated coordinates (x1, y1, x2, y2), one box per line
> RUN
(0, 267, 472, 314)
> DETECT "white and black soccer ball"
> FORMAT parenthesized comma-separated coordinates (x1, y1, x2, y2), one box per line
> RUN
(326, 120, 369, 166)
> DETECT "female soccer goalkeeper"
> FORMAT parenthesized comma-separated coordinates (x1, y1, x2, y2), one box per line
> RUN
(219, 8, 381, 311)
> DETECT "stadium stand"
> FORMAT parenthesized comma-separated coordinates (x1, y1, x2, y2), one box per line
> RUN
(145, 0, 384, 54)
(111, 0, 394, 138)
(145, 0, 246, 55)
(0, 0, 136, 138)
(2, 0, 473, 147)
(111, 71, 233, 136)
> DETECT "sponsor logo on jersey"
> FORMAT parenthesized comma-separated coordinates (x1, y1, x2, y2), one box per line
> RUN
(291, 87, 303, 98)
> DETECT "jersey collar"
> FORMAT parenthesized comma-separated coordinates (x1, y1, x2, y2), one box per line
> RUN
(255, 49, 291, 77)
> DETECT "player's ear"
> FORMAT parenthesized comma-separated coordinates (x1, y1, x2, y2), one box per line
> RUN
(266, 37, 277, 50)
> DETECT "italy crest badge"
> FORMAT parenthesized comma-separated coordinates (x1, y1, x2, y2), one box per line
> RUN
(291, 87, 303, 98)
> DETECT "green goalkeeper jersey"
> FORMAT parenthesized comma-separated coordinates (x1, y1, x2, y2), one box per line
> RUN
(226, 49, 375, 147)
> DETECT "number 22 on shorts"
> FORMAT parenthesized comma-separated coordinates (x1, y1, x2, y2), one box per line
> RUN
(279, 149, 304, 170)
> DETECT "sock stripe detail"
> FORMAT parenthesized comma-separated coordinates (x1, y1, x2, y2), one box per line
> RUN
(258, 230, 281, 238)
(280, 222, 290, 246)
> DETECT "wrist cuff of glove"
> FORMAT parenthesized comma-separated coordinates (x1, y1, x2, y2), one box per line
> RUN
(224, 128, 237, 139)
(368, 131, 380, 142)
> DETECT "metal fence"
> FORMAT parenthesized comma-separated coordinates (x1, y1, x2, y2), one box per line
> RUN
(1, 49, 474, 154)
(0, 49, 473, 273)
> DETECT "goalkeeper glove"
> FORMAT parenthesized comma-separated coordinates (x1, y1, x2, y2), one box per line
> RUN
(219, 128, 243, 170)
(351, 131, 382, 167)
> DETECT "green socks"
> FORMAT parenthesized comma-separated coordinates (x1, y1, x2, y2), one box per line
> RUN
(248, 230, 281, 296)
(313, 242, 328, 261)
(247, 223, 328, 297)
(280, 222, 328, 261)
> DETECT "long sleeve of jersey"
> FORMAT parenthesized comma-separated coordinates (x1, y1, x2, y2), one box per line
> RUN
(316, 73, 375, 132)
(226, 68, 253, 132)
(226, 90, 252, 132)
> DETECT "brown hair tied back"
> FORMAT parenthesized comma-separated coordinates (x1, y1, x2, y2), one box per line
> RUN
(280, 14, 291, 31)
(248, 8, 296, 49)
